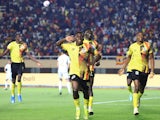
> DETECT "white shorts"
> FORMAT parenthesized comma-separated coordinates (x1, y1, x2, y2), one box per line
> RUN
(58, 71, 69, 80)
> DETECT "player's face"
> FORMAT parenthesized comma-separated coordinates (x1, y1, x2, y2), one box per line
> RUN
(84, 29, 93, 40)
(75, 33, 84, 45)
(15, 34, 22, 43)
(136, 33, 143, 43)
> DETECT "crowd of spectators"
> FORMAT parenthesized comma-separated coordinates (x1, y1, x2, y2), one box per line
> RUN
(0, 0, 159, 56)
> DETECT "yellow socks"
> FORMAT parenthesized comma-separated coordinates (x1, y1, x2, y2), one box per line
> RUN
(83, 99, 89, 119)
(74, 98, 89, 119)
(138, 92, 143, 99)
(88, 96, 93, 112)
(133, 93, 138, 108)
(74, 99, 80, 120)
(127, 85, 132, 94)
(74, 99, 80, 108)
(17, 82, 22, 95)
(88, 96, 93, 108)
(84, 98, 89, 108)
(11, 83, 15, 96)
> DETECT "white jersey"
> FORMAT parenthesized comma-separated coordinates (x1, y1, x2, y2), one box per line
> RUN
(4, 63, 12, 80)
(57, 54, 70, 79)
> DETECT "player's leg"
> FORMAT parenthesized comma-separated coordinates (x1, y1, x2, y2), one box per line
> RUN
(11, 77, 16, 103)
(66, 79, 71, 94)
(59, 78, 63, 95)
(133, 79, 140, 115)
(127, 79, 132, 93)
(58, 72, 63, 95)
(17, 63, 25, 102)
(9, 77, 12, 90)
(64, 72, 71, 94)
(17, 74, 22, 102)
(88, 76, 94, 115)
(71, 75, 80, 120)
(127, 72, 133, 101)
(10, 63, 17, 103)
(127, 79, 133, 101)
(4, 78, 8, 90)
(82, 80, 89, 120)
(138, 73, 148, 108)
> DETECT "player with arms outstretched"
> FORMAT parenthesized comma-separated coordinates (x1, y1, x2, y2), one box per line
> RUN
(0, 33, 41, 103)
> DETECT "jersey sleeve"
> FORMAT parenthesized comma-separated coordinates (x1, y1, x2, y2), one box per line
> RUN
(126, 45, 133, 56)
(61, 43, 71, 51)
(7, 42, 12, 50)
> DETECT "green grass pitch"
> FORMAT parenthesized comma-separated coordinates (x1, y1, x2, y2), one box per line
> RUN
(0, 87, 160, 120)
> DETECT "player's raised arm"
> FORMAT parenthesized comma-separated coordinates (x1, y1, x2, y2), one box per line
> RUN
(56, 35, 75, 46)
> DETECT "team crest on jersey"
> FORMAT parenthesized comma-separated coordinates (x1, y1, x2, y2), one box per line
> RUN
(71, 48, 75, 51)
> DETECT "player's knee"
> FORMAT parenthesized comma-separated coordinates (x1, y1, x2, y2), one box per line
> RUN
(12, 78, 16, 84)
(139, 89, 144, 94)
(84, 93, 89, 99)
(73, 90, 79, 99)
(83, 90, 89, 99)
(18, 79, 21, 82)
(134, 87, 139, 93)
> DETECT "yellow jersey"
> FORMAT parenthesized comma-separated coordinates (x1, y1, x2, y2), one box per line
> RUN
(7, 41, 28, 63)
(83, 39, 99, 71)
(127, 41, 153, 73)
(62, 42, 90, 80)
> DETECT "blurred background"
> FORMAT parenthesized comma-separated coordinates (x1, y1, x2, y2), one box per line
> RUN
(0, 0, 159, 74)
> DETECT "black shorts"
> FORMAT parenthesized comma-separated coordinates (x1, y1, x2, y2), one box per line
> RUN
(127, 70, 148, 84)
(70, 74, 89, 91)
(127, 70, 141, 80)
(139, 72, 149, 87)
(11, 62, 25, 79)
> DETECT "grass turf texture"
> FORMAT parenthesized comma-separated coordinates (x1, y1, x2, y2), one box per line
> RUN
(0, 88, 160, 120)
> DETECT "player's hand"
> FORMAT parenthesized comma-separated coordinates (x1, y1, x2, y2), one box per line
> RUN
(118, 68, 124, 76)
(149, 72, 154, 78)
(37, 62, 42, 67)
(95, 61, 100, 66)
(65, 35, 74, 42)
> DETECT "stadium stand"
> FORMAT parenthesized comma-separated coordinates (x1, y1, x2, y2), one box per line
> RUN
(0, 0, 159, 56)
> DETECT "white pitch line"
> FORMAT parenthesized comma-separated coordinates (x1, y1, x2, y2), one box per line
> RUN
(93, 97, 160, 105)
(106, 104, 160, 107)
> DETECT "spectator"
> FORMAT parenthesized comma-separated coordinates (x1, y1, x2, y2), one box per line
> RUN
(0, 0, 159, 56)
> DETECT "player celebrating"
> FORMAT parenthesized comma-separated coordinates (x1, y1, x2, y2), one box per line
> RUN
(4, 60, 12, 90)
(56, 32, 100, 120)
(0, 33, 41, 103)
(83, 28, 101, 115)
(57, 50, 71, 95)
(118, 32, 155, 115)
